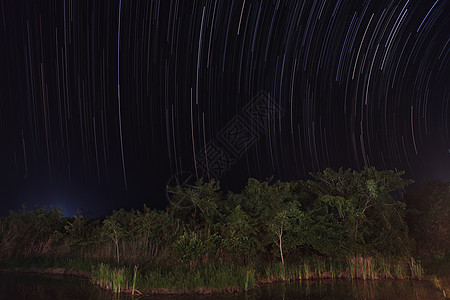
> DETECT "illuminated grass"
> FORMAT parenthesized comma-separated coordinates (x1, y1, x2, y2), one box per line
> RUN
(409, 257, 424, 279)
(91, 263, 141, 294)
(135, 262, 256, 292)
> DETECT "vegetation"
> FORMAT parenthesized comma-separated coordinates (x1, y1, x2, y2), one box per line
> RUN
(404, 179, 450, 297)
(0, 167, 448, 296)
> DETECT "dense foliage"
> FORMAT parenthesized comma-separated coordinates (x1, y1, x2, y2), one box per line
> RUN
(405, 180, 450, 259)
(0, 167, 430, 268)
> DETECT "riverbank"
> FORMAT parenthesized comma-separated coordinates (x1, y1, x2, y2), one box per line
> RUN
(428, 275, 449, 298)
(0, 267, 243, 295)
(0, 270, 445, 300)
(421, 254, 450, 298)
(0, 266, 247, 296)
(1, 257, 443, 297)
(0, 267, 91, 278)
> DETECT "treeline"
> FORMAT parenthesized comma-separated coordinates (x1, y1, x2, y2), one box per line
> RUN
(0, 167, 448, 269)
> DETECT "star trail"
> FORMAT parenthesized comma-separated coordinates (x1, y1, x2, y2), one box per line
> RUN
(0, 0, 448, 216)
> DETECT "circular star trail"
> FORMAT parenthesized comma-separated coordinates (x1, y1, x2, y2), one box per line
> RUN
(0, 0, 448, 216)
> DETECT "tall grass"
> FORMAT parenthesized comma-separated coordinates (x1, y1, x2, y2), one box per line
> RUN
(393, 263, 406, 278)
(4, 254, 425, 294)
(2, 254, 427, 295)
(408, 257, 424, 279)
(430, 275, 450, 298)
(378, 258, 392, 278)
(263, 258, 346, 281)
(346, 256, 415, 280)
(344, 256, 423, 280)
(264, 263, 285, 280)
(91, 263, 140, 294)
(303, 262, 311, 279)
(0, 255, 101, 273)
(135, 262, 256, 292)
(313, 258, 326, 277)
(131, 265, 138, 295)
(243, 269, 256, 291)
(331, 260, 344, 278)
(89, 256, 425, 296)
(348, 256, 373, 279)
(261, 256, 423, 282)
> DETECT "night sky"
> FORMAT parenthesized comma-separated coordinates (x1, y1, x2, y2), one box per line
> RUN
(0, 0, 448, 217)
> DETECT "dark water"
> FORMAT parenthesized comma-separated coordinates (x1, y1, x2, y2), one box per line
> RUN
(0, 272, 444, 300)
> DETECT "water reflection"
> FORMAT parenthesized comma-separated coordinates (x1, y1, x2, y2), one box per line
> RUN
(0, 273, 115, 300)
(249, 280, 444, 300)
(0, 272, 443, 300)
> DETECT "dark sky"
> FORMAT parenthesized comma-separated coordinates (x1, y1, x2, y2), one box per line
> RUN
(0, 0, 449, 217)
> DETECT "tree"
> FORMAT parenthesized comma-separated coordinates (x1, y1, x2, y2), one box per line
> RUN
(174, 230, 205, 270)
(60, 216, 99, 256)
(168, 179, 222, 236)
(266, 181, 303, 265)
(269, 202, 304, 265)
(233, 178, 304, 263)
(221, 205, 254, 259)
(406, 180, 450, 258)
(0, 207, 64, 260)
(101, 211, 127, 264)
(301, 195, 357, 257)
(304, 167, 413, 256)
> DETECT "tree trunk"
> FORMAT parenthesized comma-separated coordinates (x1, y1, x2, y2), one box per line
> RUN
(279, 232, 284, 265)
(113, 228, 120, 264)
(277, 221, 285, 265)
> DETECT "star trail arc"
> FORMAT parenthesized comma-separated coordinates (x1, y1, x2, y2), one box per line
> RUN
(0, 0, 448, 214)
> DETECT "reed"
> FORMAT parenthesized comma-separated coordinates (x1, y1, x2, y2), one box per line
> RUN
(431, 276, 442, 290)
(361, 257, 370, 280)
(264, 265, 271, 281)
(313, 257, 326, 277)
(303, 262, 311, 279)
(380, 259, 392, 278)
(131, 265, 138, 295)
(346, 256, 380, 279)
(329, 259, 335, 278)
(243, 269, 255, 291)
(264, 263, 285, 280)
(91, 263, 137, 294)
(286, 264, 303, 280)
(408, 257, 424, 279)
(370, 259, 378, 279)
(138, 262, 256, 291)
(297, 265, 303, 279)
(348, 257, 356, 279)
(263, 258, 345, 281)
(393, 263, 406, 278)
(429, 275, 450, 298)
(332, 260, 345, 277)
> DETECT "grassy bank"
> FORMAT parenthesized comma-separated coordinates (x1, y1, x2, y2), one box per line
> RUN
(424, 254, 450, 298)
(91, 262, 256, 294)
(0, 255, 428, 296)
